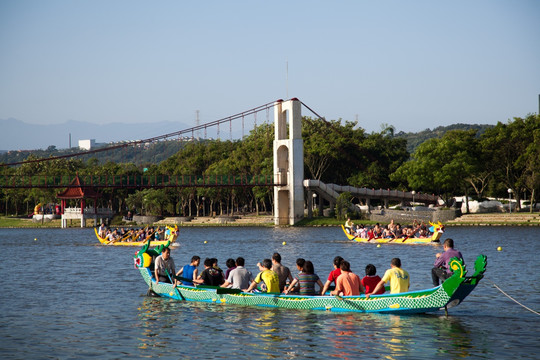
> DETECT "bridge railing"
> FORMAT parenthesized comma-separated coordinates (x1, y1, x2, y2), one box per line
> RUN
(0, 174, 279, 188)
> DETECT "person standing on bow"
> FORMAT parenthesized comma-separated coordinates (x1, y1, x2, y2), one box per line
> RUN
(345, 218, 354, 234)
(431, 238, 463, 286)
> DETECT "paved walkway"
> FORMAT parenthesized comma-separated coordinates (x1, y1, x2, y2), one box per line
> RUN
(448, 213, 540, 225)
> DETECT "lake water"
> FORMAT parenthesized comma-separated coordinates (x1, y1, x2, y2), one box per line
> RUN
(0, 226, 538, 359)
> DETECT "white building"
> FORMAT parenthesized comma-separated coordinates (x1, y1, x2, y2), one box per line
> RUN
(79, 139, 96, 150)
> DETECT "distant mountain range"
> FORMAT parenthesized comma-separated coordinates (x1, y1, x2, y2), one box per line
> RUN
(1, 118, 192, 151)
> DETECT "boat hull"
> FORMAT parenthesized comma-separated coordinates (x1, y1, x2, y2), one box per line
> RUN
(134, 243, 487, 314)
(95, 226, 178, 246)
(341, 225, 442, 244)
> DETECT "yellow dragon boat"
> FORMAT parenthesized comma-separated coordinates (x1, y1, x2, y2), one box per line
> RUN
(95, 225, 178, 246)
(341, 221, 444, 245)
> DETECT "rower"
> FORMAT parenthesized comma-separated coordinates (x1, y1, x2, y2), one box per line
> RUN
(154, 247, 176, 284)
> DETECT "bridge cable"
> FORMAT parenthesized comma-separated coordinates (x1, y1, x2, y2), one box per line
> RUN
(1, 100, 277, 167)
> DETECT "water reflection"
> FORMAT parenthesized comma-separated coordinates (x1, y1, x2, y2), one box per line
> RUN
(137, 297, 179, 350)
(326, 314, 365, 360)
(2, 227, 539, 359)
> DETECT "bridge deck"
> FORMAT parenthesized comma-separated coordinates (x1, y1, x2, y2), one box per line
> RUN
(0, 174, 278, 189)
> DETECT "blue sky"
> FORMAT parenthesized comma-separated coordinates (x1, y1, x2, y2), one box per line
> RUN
(1, 0, 539, 140)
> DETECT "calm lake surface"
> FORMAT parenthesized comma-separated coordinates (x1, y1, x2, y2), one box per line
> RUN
(0, 226, 538, 359)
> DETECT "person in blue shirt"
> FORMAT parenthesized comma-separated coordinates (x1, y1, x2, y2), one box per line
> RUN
(176, 255, 201, 285)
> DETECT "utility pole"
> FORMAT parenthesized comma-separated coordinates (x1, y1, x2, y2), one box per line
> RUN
(196, 110, 200, 140)
(286, 60, 289, 99)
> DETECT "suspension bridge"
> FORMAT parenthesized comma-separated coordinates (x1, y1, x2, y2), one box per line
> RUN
(1, 98, 440, 226)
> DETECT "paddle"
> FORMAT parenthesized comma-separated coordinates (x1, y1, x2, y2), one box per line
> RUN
(109, 231, 132, 244)
(165, 269, 185, 300)
(173, 275, 197, 284)
(172, 275, 242, 294)
(106, 235, 119, 245)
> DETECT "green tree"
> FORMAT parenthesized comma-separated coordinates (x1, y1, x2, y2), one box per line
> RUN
(335, 192, 352, 221)
(391, 130, 479, 206)
(480, 114, 540, 210)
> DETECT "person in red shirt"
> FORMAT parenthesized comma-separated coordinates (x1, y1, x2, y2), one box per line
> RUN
(330, 261, 363, 296)
(320, 256, 343, 295)
(361, 264, 385, 295)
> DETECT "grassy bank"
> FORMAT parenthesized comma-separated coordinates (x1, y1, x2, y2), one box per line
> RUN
(1, 213, 538, 228)
(0, 216, 61, 228)
(0, 217, 96, 228)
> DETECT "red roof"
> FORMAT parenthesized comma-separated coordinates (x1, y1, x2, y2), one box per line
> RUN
(56, 175, 102, 199)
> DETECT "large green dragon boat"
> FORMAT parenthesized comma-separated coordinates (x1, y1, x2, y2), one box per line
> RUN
(134, 242, 487, 314)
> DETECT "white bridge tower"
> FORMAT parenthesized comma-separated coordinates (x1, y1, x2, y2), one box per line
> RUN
(273, 98, 304, 225)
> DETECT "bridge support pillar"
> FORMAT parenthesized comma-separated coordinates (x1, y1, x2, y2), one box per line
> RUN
(274, 99, 304, 225)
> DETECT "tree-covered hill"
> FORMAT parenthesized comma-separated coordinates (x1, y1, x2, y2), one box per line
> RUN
(395, 123, 493, 153)
(1, 123, 494, 166)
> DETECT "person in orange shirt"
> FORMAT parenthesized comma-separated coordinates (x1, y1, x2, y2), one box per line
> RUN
(330, 261, 364, 296)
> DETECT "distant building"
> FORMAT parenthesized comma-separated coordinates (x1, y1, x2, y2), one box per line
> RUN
(79, 139, 96, 150)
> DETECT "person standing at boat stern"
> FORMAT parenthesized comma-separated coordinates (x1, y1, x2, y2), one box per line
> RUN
(154, 247, 175, 284)
(243, 259, 280, 293)
(431, 238, 463, 286)
(366, 258, 409, 298)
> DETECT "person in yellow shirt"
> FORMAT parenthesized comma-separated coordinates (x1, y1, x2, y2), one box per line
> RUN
(365, 258, 409, 298)
(243, 259, 280, 293)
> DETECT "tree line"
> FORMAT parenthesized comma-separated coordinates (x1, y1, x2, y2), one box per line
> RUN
(1, 114, 538, 217)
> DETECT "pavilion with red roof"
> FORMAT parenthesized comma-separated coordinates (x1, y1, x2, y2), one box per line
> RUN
(56, 175, 112, 228)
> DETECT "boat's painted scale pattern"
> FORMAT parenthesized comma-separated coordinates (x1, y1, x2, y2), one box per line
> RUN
(135, 245, 487, 314)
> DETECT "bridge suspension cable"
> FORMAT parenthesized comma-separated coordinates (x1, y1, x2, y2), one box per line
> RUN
(1, 100, 278, 167)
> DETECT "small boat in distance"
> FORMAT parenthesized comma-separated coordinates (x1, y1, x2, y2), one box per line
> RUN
(134, 241, 487, 314)
(95, 225, 178, 246)
(341, 221, 445, 245)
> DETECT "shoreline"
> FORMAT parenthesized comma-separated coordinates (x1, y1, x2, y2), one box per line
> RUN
(1, 213, 539, 228)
